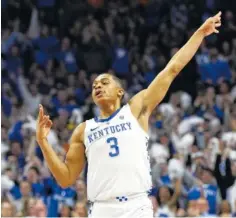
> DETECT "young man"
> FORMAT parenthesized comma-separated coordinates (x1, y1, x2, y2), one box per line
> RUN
(36, 12, 222, 217)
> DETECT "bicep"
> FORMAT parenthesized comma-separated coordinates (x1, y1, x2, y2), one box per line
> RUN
(144, 68, 176, 113)
(65, 142, 85, 173)
(129, 90, 146, 118)
(128, 67, 176, 126)
(129, 68, 175, 115)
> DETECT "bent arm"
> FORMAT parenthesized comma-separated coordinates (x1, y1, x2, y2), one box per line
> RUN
(37, 123, 86, 188)
(168, 178, 182, 207)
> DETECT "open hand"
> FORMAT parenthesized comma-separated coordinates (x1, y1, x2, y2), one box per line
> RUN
(36, 104, 53, 143)
(199, 11, 222, 36)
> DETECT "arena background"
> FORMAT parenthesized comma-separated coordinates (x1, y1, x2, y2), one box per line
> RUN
(1, 0, 236, 217)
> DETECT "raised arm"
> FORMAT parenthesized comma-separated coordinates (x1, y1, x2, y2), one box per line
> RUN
(36, 105, 86, 188)
(130, 12, 222, 121)
(168, 178, 182, 208)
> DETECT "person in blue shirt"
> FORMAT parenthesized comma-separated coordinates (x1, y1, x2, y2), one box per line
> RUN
(199, 48, 232, 85)
(188, 167, 220, 215)
(26, 167, 44, 197)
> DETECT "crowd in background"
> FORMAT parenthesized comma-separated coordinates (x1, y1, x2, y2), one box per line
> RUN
(1, 0, 236, 217)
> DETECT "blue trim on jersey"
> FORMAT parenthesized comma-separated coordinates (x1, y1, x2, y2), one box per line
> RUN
(94, 108, 122, 122)
(116, 196, 128, 202)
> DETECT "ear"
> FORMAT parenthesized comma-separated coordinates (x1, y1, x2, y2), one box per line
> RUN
(117, 89, 124, 98)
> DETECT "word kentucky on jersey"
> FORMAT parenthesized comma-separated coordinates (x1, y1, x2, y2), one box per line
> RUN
(88, 122, 131, 143)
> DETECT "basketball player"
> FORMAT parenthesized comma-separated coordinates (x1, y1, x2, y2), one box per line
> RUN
(36, 12, 222, 217)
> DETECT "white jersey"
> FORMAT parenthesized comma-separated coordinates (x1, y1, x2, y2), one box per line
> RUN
(84, 104, 152, 202)
(155, 205, 175, 217)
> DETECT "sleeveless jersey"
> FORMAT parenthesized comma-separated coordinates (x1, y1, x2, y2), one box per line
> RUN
(84, 104, 152, 201)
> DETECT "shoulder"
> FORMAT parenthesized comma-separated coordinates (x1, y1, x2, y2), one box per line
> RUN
(128, 90, 147, 118)
(71, 122, 86, 143)
(74, 122, 86, 134)
(128, 90, 146, 106)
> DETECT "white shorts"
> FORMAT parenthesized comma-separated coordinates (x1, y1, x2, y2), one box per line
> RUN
(88, 195, 153, 218)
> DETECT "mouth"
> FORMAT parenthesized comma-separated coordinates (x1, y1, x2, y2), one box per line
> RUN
(95, 90, 103, 97)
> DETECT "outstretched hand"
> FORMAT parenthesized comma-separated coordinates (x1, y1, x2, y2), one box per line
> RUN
(36, 104, 53, 143)
(199, 11, 222, 36)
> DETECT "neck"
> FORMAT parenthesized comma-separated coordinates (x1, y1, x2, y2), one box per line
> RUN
(99, 101, 121, 119)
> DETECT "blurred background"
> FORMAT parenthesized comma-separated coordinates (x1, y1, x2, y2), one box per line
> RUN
(1, 0, 236, 217)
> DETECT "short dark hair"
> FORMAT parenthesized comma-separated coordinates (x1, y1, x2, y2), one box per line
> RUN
(110, 74, 124, 89)
(201, 166, 214, 176)
(94, 73, 125, 102)
(110, 74, 125, 102)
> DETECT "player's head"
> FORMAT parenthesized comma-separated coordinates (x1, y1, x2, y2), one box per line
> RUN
(92, 73, 124, 107)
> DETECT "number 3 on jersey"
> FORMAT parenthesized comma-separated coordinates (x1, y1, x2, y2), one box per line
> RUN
(107, 137, 119, 157)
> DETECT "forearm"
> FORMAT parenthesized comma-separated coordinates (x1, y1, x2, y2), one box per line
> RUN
(167, 28, 205, 74)
(142, 29, 205, 112)
(27, 135, 36, 160)
(168, 178, 182, 206)
(38, 138, 70, 187)
(18, 75, 33, 101)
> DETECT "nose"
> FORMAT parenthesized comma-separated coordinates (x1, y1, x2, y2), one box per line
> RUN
(94, 83, 102, 90)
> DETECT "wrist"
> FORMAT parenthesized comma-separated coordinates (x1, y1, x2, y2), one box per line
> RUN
(196, 27, 206, 37)
(37, 137, 48, 145)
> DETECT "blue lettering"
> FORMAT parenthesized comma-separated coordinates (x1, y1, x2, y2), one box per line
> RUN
(88, 122, 132, 144)
(104, 127, 109, 135)
(88, 135, 93, 143)
(126, 122, 131, 130)
(93, 132, 98, 140)
(110, 126, 115, 133)
(115, 125, 121, 132)
(98, 130, 104, 138)
(120, 123, 126, 131)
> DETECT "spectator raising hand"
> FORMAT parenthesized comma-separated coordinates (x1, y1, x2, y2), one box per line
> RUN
(1, 1, 236, 217)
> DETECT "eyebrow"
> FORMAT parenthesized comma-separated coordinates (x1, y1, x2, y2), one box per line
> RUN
(93, 78, 110, 86)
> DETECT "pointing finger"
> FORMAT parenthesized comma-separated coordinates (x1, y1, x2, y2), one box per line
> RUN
(39, 105, 44, 119)
(214, 11, 222, 18)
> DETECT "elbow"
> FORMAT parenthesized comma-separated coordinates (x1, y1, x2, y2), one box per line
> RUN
(168, 61, 182, 75)
(55, 175, 75, 188)
(58, 180, 74, 189)
(59, 183, 70, 189)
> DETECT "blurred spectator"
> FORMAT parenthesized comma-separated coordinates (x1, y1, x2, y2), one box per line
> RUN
(1, 200, 16, 217)
(187, 167, 220, 215)
(58, 203, 73, 217)
(1, 0, 236, 217)
(34, 199, 47, 217)
(218, 200, 232, 217)
(155, 179, 182, 217)
(71, 202, 87, 217)
(199, 48, 232, 85)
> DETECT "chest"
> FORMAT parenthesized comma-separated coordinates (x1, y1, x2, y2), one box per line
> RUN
(87, 121, 132, 144)
(85, 119, 147, 161)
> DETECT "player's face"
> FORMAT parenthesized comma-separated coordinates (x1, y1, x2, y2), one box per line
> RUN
(92, 74, 123, 106)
